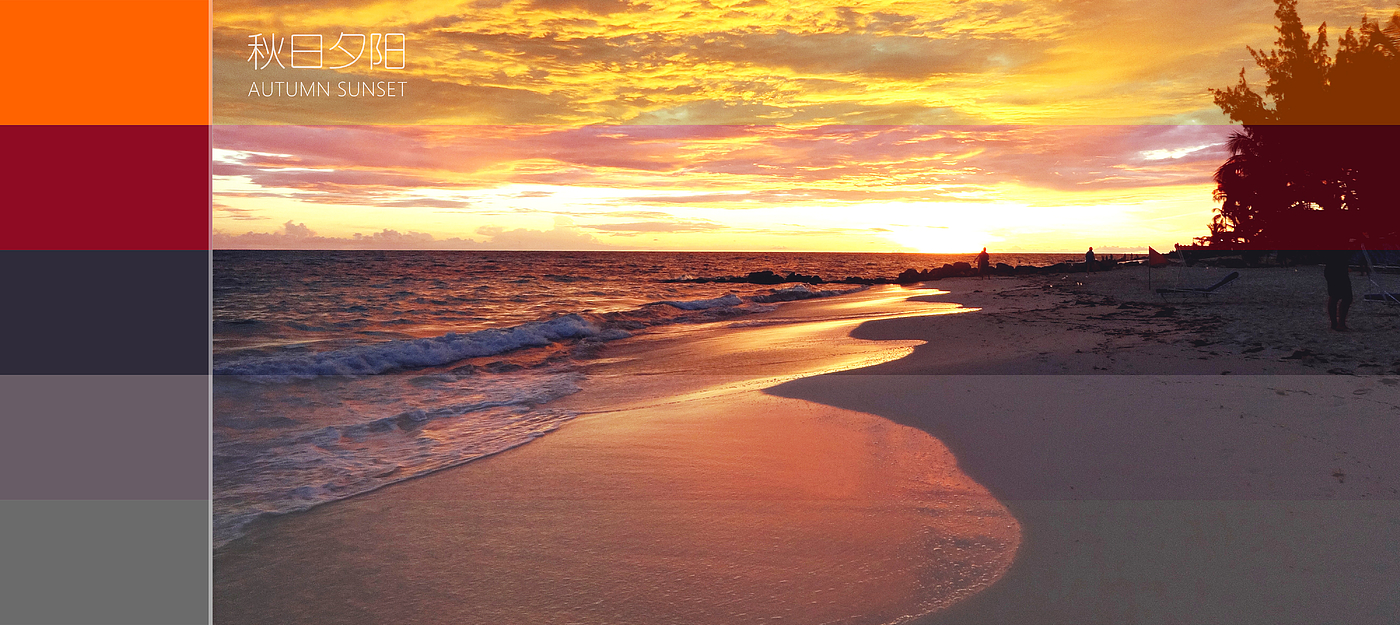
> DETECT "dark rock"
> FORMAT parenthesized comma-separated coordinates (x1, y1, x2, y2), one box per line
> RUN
(783, 272, 823, 284)
(745, 270, 784, 285)
(895, 268, 924, 284)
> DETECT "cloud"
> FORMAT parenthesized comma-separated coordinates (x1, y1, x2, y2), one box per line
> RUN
(473, 220, 615, 249)
(209, 0, 1295, 124)
(690, 31, 1043, 79)
(213, 201, 269, 221)
(582, 219, 726, 235)
(212, 220, 472, 249)
(528, 0, 634, 15)
(213, 219, 616, 250)
(214, 124, 1230, 212)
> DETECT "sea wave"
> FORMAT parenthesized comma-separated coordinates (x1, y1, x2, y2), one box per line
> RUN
(215, 287, 862, 381)
(214, 371, 584, 548)
(750, 284, 862, 303)
(213, 283, 874, 548)
(215, 314, 611, 379)
(657, 293, 744, 309)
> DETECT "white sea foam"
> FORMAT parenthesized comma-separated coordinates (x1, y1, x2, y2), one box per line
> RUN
(750, 284, 866, 303)
(657, 293, 744, 310)
(215, 287, 869, 382)
(215, 314, 604, 379)
(214, 371, 584, 548)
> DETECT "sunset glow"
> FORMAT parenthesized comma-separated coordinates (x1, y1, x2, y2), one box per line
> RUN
(212, 0, 1396, 251)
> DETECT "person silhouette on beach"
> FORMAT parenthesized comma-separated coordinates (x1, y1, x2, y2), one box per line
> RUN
(976, 247, 990, 279)
(1324, 249, 1353, 331)
(1085, 247, 1095, 273)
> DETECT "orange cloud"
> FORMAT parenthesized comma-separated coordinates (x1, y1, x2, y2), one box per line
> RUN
(214, 124, 1226, 250)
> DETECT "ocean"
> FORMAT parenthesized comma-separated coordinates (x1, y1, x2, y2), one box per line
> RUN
(213, 250, 1078, 547)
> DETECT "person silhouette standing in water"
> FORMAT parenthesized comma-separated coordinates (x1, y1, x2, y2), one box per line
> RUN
(976, 247, 990, 279)
(1085, 247, 1095, 273)
(1324, 249, 1353, 331)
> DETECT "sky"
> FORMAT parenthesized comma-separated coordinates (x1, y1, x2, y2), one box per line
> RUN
(212, 0, 1397, 252)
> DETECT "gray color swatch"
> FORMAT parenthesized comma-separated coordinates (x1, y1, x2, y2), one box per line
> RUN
(0, 500, 208, 625)
(0, 375, 207, 499)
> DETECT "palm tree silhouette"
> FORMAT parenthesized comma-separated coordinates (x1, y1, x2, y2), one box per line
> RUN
(1205, 2, 1400, 249)
(1209, 126, 1345, 248)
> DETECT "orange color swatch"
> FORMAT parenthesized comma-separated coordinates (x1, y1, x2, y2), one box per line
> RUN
(2, 0, 209, 125)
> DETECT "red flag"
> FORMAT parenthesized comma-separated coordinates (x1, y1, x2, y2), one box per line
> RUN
(1148, 247, 1173, 267)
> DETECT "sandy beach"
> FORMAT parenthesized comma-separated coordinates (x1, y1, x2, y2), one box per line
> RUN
(215, 264, 1400, 624)
(778, 264, 1400, 624)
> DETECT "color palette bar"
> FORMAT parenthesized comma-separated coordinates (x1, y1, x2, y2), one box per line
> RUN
(0, 2, 210, 623)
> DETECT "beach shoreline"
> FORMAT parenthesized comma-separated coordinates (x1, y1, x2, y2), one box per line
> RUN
(214, 285, 1021, 624)
(215, 265, 1400, 624)
(772, 265, 1400, 624)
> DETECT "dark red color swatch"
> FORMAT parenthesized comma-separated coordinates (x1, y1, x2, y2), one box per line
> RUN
(2, 125, 209, 251)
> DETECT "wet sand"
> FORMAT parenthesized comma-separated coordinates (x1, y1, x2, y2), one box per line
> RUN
(214, 287, 1020, 625)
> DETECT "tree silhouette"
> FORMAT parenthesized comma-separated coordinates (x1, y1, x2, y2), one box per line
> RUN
(1204, 0, 1400, 248)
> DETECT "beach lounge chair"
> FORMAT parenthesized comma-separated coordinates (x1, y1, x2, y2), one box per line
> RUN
(1156, 271, 1239, 298)
(1360, 247, 1399, 305)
